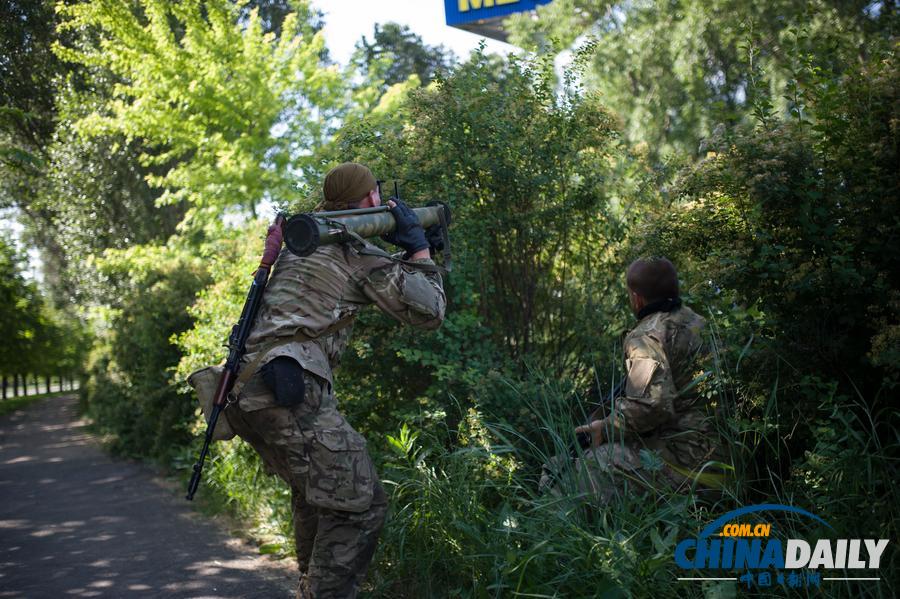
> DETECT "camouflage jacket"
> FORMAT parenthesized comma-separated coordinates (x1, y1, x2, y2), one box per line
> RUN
(600, 305, 717, 467)
(238, 241, 446, 410)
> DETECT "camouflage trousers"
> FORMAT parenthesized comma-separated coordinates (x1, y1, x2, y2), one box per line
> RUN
(226, 370, 387, 599)
(539, 437, 725, 504)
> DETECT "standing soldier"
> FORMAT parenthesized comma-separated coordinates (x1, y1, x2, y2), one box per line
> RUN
(227, 163, 446, 598)
(544, 257, 726, 501)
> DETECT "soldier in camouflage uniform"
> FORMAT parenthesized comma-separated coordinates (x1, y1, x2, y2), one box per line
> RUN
(226, 163, 446, 598)
(542, 258, 725, 501)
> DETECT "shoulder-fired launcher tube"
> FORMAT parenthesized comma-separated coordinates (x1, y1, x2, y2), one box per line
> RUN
(283, 203, 449, 257)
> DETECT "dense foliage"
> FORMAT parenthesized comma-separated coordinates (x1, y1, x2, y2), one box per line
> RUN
(507, 0, 896, 161)
(316, 51, 640, 435)
(353, 22, 454, 92)
(0, 236, 86, 386)
(2, 0, 897, 596)
(82, 243, 209, 459)
(55, 0, 343, 225)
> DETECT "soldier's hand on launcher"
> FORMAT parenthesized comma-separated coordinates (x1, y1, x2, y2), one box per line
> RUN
(382, 199, 429, 258)
(574, 420, 607, 448)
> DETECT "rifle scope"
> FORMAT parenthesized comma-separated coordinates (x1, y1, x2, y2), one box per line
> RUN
(283, 202, 451, 257)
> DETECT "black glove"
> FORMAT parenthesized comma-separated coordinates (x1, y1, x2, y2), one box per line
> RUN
(381, 199, 428, 256)
(425, 224, 444, 252)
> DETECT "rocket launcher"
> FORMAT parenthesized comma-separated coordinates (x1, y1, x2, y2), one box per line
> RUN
(283, 201, 452, 270)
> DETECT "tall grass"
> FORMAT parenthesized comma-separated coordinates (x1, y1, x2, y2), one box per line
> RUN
(176, 339, 898, 598)
(365, 351, 899, 598)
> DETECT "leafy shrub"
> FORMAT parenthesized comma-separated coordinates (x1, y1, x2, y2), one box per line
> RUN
(311, 50, 643, 437)
(82, 244, 208, 461)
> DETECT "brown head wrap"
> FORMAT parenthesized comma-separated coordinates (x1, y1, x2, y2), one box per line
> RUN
(321, 162, 377, 211)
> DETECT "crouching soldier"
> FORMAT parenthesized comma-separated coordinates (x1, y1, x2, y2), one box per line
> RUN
(542, 257, 728, 502)
(227, 163, 446, 598)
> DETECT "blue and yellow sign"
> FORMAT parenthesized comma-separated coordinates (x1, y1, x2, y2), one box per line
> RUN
(445, 0, 553, 42)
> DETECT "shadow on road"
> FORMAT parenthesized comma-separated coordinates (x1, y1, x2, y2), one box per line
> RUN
(0, 395, 294, 598)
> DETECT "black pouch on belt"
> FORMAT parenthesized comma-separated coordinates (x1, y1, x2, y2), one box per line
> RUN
(260, 356, 306, 408)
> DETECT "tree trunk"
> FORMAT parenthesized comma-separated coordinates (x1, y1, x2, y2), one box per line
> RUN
(2, 375, 7, 400)
(46, 375, 51, 394)
(13, 374, 19, 397)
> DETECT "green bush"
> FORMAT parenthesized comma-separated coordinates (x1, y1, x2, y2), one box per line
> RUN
(370, 375, 716, 599)
(310, 50, 644, 437)
(634, 39, 899, 477)
(82, 244, 209, 461)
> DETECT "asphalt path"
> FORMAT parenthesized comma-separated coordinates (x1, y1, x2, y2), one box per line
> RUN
(0, 394, 294, 598)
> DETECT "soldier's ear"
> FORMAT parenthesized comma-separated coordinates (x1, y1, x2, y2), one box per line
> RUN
(360, 189, 380, 208)
(628, 288, 646, 314)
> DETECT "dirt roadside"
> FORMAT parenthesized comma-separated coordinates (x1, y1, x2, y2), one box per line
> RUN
(0, 394, 295, 598)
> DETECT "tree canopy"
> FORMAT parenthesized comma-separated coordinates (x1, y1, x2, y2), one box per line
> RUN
(507, 0, 896, 160)
(55, 0, 344, 227)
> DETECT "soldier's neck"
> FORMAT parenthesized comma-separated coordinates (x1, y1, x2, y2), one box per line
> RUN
(637, 297, 682, 320)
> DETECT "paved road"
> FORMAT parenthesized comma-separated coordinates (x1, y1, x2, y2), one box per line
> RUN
(0, 394, 294, 598)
